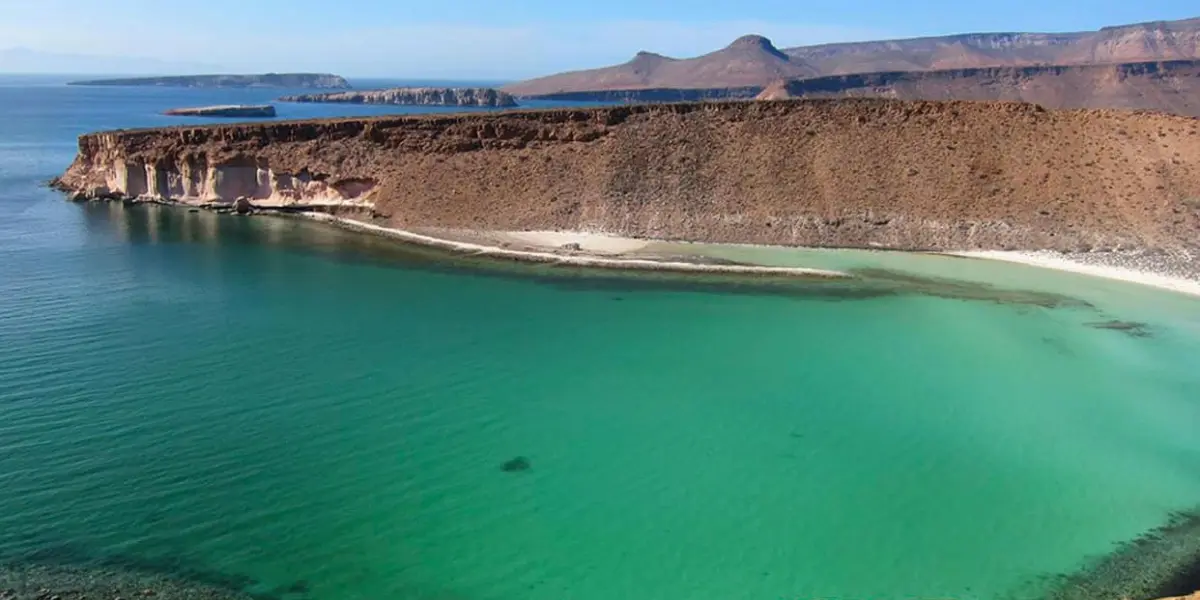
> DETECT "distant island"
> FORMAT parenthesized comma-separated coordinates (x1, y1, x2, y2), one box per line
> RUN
(162, 105, 277, 118)
(280, 87, 518, 108)
(68, 73, 350, 89)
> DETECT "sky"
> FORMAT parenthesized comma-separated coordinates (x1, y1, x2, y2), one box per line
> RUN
(0, 0, 1197, 78)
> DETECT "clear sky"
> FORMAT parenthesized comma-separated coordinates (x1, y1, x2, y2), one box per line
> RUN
(0, 0, 1196, 78)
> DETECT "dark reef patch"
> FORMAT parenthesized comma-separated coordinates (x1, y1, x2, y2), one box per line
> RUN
(0, 542, 304, 600)
(1087, 320, 1153, 338)
(501, 456, 532, 472)
(1035, 508, 1200, 600)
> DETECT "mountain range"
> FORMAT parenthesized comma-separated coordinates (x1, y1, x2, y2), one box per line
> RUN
(502, 17, 1200, 98)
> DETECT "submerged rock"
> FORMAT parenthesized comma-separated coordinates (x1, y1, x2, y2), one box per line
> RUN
(500, 456, 531, 472)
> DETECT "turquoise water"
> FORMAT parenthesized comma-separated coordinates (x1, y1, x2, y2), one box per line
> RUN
(2, 76, 1200, 600)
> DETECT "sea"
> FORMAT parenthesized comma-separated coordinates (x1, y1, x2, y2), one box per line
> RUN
(1, 74, 1199, 600)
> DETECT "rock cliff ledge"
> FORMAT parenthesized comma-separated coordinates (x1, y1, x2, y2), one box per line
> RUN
(53, 99, 1200, 253)
(280, 87, 518, 108)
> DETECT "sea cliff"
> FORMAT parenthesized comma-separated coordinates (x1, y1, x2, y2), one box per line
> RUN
(280, 87, 518, 108)
(53, 99, 1200, 254)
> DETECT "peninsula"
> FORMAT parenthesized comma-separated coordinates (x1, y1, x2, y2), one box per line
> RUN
(68, 73, 350, 89)
(52, 100, 1200, 281)
(162, 105, 277, 118)
(280, 87, 518, 108)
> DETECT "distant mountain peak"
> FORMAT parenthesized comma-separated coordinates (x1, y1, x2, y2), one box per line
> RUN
(724, 35, 789, 60)
(629, 50, 673, 63)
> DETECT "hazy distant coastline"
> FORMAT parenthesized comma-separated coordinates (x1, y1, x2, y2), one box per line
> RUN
(67, 73, 350, 89)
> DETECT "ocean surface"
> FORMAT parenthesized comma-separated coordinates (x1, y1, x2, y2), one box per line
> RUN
(1, 74, 1199, 600)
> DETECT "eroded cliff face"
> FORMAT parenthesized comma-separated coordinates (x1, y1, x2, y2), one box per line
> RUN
(54, 99, 1200, 252)
(280, 87, 518, 108)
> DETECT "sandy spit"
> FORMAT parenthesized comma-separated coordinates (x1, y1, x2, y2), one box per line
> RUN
(950, 250, 1200, 298)
(300, 213, 849, 278)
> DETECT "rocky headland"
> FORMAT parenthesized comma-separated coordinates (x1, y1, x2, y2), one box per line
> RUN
(51, 100, 1200, 264)
(68, 73, 349, 89)
(279, 87, 518, 108)
(162, 105, 277, 118)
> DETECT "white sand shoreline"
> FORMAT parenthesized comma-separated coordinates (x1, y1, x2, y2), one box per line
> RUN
(949, 250, 1200, 298)
(295, 212, 1200, 297)
(298, 213, 849, 278)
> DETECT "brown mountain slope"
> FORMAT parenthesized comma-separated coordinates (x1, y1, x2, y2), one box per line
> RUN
(56, 100, 1200, 253)
(504, 17, 1200, 95)
(503, 35, 816, 95)
(787, 18, 1200, 74)
(754, 60, 1200, 116)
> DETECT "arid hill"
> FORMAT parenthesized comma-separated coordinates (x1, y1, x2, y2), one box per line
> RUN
(54, 100, 1200, 254)
(754, 61, 1200, 117)
(503, 35, 815, 95)
(503, 17, 1200, 95)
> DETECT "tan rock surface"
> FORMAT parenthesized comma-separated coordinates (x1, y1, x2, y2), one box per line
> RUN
(754, 61, 1200, 117)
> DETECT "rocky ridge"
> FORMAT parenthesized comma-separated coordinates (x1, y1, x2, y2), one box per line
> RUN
(752, 60, 1200, 117)
(52, 99, 1200, 256)
(280, 87, 518, 108)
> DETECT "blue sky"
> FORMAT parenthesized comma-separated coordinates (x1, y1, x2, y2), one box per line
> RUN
(0, 0, 1196, 78)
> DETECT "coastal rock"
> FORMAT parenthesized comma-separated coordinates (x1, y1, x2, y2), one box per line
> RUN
(52, 99, 1200, 254)
(67, 73, 349, 89)
(162, 105, 276, 118)
(280, 87, 518, 108)
(232, 197, 253, 214)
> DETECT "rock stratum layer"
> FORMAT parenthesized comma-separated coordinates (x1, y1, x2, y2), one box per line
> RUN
(504, 17, 1200, 95)
(53, 99, 1200, 253)
(162, 105, 277, 118)
(753, 60, 1200, 117)
(280, 87, 518, 108)
(68, 73, 350, 89)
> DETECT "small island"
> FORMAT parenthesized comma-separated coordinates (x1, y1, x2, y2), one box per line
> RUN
(279, 87, 518, 108)
(68, 73, 350, 89)
(162, 105, 277, 118)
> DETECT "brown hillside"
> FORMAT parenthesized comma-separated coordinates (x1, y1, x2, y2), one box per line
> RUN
(504, 17, 1200, 95)
(754, 61, 1200, 117)
(503, 35, 816, 95)
(58, 100, 1200, 253)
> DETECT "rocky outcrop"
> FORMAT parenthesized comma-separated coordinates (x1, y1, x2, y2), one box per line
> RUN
(163, 105, 277, 118)
(280, 87, 518, 108)
(752, 61, 1200, 117)
(68, 73, 350, 89)
(53, 99, 1200, 253)
(503, 17, 1200, 95)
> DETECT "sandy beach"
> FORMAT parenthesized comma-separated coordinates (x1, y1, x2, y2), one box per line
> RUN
(951, 250, 1200, 298)
(300, 213, 1200, 298)
(299, 214, 849, 278)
